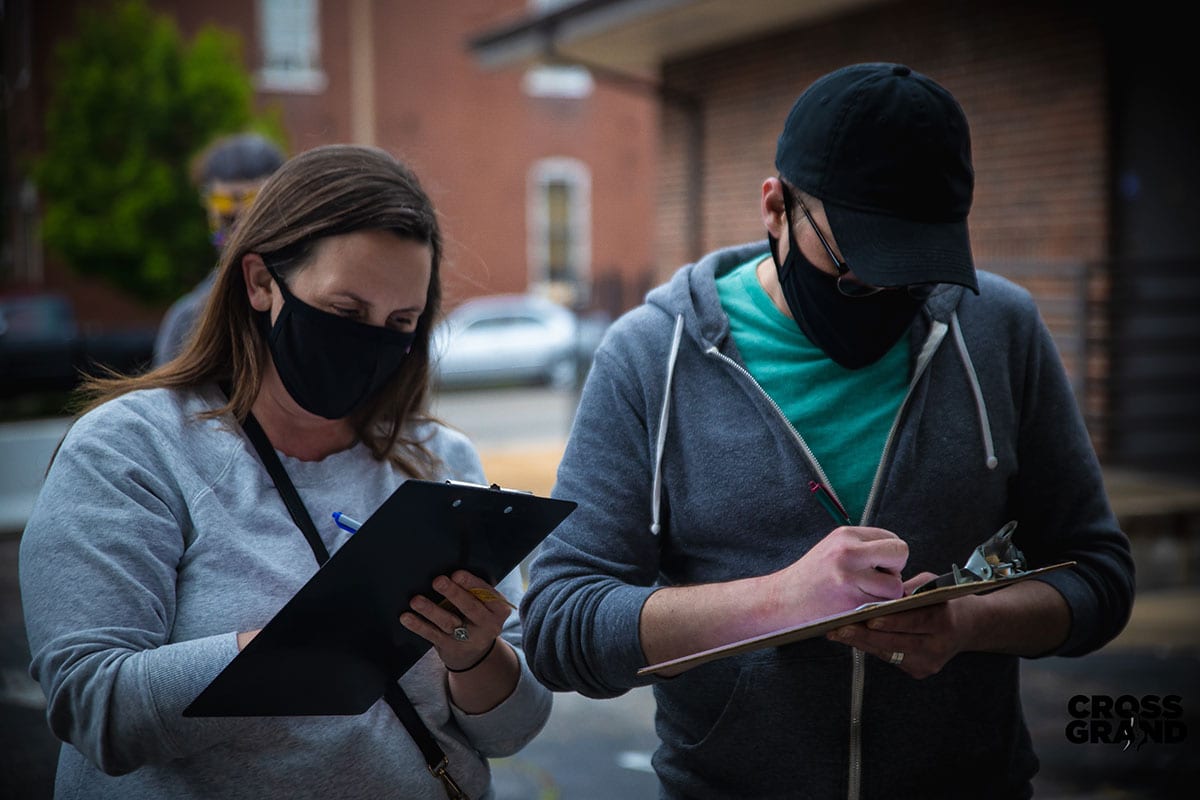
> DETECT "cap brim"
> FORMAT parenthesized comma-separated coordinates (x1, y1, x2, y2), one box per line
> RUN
(825, 203, 979, 293)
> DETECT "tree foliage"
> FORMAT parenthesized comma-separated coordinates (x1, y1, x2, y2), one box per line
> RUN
(36, 0, 286, 304)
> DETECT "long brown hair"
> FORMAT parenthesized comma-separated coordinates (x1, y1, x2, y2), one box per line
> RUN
(78, 144, 445, 476)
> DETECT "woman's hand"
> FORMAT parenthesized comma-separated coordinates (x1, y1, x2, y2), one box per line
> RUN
(399, 570, 512, 672)
(400, 570, 523, 713)
(236, 630, 261, 651)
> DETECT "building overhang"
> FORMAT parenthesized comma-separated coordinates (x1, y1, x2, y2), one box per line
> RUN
(468, 0, 890, 77)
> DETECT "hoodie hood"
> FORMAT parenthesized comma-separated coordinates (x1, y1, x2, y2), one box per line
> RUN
(645, 240, 970, 355)
(642, 241, 992, 493)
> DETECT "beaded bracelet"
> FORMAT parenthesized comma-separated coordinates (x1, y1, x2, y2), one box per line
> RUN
(445, 638, 497, 673)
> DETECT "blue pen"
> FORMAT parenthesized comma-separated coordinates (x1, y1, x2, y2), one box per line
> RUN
(331, 511, 362, 534)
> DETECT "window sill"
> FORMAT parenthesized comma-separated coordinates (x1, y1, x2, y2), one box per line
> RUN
(255, 68, 328, 94)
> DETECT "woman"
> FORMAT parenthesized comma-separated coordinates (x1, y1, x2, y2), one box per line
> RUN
(19, 145, 552, 799)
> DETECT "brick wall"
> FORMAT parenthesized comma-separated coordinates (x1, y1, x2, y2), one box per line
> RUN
(657, 0, 1108, 387)
(8, 1, 658, 326)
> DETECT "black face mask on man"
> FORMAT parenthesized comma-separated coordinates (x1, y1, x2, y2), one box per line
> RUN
(769, 207, 928, 370)
(263, 264, 416, 419)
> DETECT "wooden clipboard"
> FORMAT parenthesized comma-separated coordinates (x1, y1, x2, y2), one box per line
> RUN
(184, 479, 575, 717)
(637, 561, 1075, 676)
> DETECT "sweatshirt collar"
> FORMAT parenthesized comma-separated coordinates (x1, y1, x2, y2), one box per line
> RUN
(649, 239, 970, 349)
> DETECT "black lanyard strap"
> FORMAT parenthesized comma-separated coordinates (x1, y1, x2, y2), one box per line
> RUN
(240, 411, 468, 800)
(240, 412, 330, 564)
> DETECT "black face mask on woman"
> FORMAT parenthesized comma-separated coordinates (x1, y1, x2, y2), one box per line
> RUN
(768, 214, 928, 370)
(263, 264, 416, 419)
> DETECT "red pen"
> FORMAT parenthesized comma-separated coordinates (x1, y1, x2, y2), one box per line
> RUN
(809, 480, 852, 526)
(810, 481, 900, 577)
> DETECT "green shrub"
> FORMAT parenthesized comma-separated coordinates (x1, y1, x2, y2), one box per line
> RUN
(36, 0, 285, 304)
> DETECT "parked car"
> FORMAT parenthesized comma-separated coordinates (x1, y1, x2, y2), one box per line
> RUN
(0, 293, 157, 399)
(432, 294, 608, 390)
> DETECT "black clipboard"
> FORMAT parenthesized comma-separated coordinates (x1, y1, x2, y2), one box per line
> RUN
(184, 479, 575, 717)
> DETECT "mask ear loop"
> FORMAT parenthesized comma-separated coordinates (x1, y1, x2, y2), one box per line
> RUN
(770, 180, 803, 280)
(255, 260, 301, 347)
(263, 261, 294, 299)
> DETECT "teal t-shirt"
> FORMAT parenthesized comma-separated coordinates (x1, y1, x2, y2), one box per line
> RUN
(715, 257, 909, 522)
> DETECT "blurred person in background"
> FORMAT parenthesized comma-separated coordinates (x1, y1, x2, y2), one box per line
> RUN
(152, 132, 285, 366)
(520, 62, 1134, 798)
(20, 144, 551, 799)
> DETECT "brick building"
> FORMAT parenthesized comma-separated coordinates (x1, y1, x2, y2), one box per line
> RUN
(469, 0, 1200, 476)
(1, 0, 659, 325)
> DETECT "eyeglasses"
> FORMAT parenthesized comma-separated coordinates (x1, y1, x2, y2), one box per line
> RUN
(205, 188, 259, 217)
(785, 190, 934, 300)
(791, 196, 885, 298)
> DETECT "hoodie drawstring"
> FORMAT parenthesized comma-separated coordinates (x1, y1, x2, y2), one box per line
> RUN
(650, 309, 995, 534)
(949, 311, 999, 470)
(650, 314, 685, 535)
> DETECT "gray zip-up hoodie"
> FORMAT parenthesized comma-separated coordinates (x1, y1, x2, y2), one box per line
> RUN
(521, 242, 1134, 799)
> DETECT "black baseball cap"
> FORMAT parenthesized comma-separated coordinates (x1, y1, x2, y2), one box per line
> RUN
(775, 62, 978, 293)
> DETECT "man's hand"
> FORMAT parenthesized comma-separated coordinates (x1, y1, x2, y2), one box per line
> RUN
(765, 526, 909, 624)
(827, 572, 966, 678)
(640, 525, 908, 674)
(827, 573, 1071, 679)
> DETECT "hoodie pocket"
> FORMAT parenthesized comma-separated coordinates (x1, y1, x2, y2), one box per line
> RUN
(655, 643, 851, 797)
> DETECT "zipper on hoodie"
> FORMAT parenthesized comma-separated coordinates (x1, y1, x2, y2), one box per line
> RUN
(849, 650, 865, 799)
(705, 318, 948, 800)
(705, 347, 841, 502)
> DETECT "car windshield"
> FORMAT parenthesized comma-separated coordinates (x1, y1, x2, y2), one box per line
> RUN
(464, 315, 546, 332)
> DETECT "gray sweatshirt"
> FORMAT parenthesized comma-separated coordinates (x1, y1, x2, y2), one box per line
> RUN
(521, 242, 1134, 799)
(20, 384, 551, 799)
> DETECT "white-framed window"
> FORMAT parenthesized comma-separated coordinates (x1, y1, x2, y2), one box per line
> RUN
(528, 158, 591, 305)
(523, 0, 593, 99)
(256, 0, 327, 93)
(522, 64, 594, 99)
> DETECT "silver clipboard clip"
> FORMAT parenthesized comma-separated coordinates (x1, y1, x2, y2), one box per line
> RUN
(911, 520, 1026, 594)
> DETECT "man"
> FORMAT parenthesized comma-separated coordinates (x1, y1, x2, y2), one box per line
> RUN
(153, 133, 285, 366)
(520, 63, 1134, 798)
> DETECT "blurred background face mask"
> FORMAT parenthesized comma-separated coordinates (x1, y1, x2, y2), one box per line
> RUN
(768, 214, 927, 369)
(264, 265, 415, 419)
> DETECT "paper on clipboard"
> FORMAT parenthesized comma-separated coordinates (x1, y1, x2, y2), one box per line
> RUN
(637, 561, 1075, 677)
(184, 479, 575, 717)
